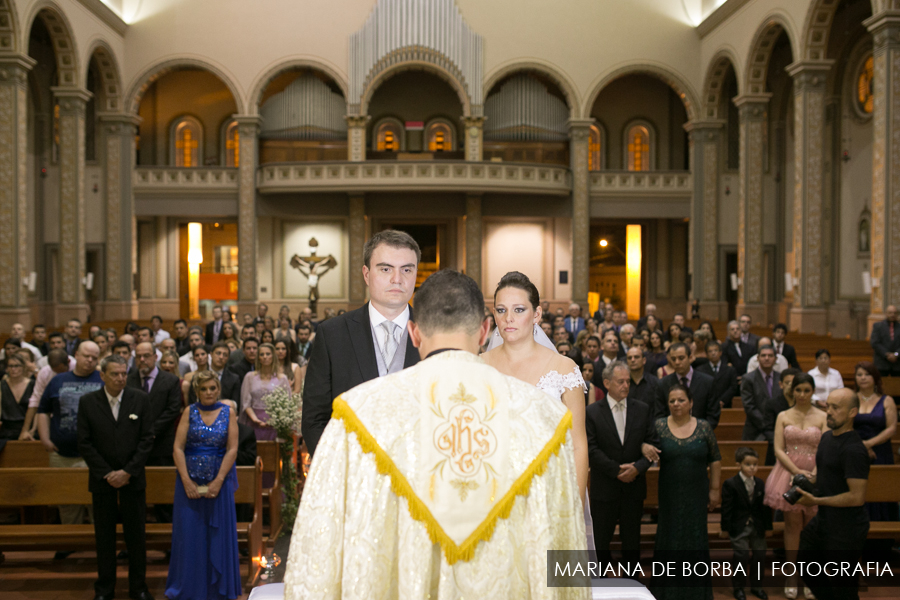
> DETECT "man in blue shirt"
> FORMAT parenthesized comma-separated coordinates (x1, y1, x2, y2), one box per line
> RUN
(37, 340, 103, 530)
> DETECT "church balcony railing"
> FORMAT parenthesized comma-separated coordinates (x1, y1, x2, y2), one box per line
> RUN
(256, 161, 571, 195)
(133, 167, 240, 194)
(589, 170, 692, 196)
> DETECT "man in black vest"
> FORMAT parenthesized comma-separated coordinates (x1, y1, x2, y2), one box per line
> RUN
(586, 360, 658, 568)
(302, 230, 422, 457)
(77, 355, 154, 600)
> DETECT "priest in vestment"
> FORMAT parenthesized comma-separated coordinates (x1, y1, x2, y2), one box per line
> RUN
(284, 269, 588, 600)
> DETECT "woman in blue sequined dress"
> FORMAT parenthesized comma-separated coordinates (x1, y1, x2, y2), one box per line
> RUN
(166, 370, 241, 600)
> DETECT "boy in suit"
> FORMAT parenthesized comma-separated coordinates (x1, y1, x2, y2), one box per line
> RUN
(722, 447, 771, 600)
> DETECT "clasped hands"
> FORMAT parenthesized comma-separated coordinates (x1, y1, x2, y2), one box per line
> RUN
(105, 470, 131, 488)
(182, 477, 223, 500)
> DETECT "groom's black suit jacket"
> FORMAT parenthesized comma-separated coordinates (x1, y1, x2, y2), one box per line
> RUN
(302, 303, 419, 457)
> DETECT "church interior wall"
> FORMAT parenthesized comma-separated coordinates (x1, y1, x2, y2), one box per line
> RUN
(589, 74, 689, 171)
(366, 71, 463, 147)
(483, 219, 553, 300)
(136, 69, 238, 166)
(83, 164, 105, 244)
(257, 194, 350, 218)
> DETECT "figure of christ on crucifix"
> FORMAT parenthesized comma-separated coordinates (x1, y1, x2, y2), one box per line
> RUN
(289, 238, 338, 314)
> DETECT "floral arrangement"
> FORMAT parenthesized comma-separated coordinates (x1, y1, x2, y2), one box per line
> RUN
(262, 386, 303, 533)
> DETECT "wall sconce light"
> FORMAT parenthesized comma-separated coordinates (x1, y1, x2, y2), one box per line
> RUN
(842, 150, 850, 162)
(724, 186, 730, 196)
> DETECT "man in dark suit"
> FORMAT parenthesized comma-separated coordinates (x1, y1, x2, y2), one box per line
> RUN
(227, 338, 258, 400)
(64, 318, 83, 356)
(76, 355, 154, 600)
(723, 320, 754, 376)
(127, 342, 182, 523)
(625, 346, 658, 409)
(871, 305, 900, 376)
(303, 230, 422, 457)
(295, 323, 313, 359)
(564, 303, 585, 339)
(591, 330, 620, 391)
(772, 323, 800, 370)
(195, 342, 241, 404)
(740, 345, 777, 440)
(205, 305, 226, 345)
(697, 341, 738, 409)
(655, 342, 719, 428)
(171, 319, 191, 356)
(586, 359, 658, 567)
(721, 447, 771, 600)
(738, 314, 760, 349)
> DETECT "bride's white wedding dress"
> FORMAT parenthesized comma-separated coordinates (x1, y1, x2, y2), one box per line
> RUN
(536, 365, 596, 554)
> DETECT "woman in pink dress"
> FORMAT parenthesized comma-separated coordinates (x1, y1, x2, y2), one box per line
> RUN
(764, 372, 828, 599)
(239, 342, 291, 441)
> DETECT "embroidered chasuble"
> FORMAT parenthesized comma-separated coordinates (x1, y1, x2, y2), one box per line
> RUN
(284, 350, 588, 600)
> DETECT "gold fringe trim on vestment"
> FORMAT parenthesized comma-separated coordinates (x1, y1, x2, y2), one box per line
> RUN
(331, 396, 573, 565)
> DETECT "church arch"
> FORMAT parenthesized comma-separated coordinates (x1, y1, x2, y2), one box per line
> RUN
(744, 14, 799, 95)
(702, 49, 742, 120)
(25, 2, 79, 87)
(582, 63, 699, 123)
(248, 57, 348, 112)
(360, 60, 470, 117)
(0, 0, 19, 53)
(483, 61, 580, 121)
(126, 57, 245, 115)
(84, 38, 122, 112)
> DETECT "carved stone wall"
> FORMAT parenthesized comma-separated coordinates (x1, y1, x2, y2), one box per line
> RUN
(465, 194, 482, 287)
(346, 115, 368, 162)
(788, 61, 831, 332)
(568, 119, 592, 306)
(54, 87, 91, 306)
(685, 120, 723, 303)
(0, 55, 33, 318)
(735, 95, 770, 315)
(866, 14, 900, 322)
(349, 194, 366, 303)
(236, 115, 262, 303)
(462, 116, 484, 162)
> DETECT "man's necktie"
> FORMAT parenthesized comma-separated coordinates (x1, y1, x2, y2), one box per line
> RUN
(765, 373, 773, 397)
(680, 376, 688, 388)
(713, 364, 718, 374)
(613, 401, 626, 444)
(891, 322, 895, 341)
(380, 321, 399, 367)
(109, 397, 120, 420)
(142, 377, 151, 393)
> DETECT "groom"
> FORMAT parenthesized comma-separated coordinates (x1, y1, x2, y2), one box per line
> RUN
(284, 270, 587, 600)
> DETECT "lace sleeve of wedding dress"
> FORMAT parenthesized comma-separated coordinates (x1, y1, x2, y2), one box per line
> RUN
(536, 366, 587, 402)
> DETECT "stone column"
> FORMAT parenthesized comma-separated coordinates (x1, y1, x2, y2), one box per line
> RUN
(235, 115, 262, 315)
(346, 115, 369, 162)
(865, 12, 900, 332)
(461, 116, 485, 162)
(733, 94, 771, 325)
(465, 194, 483, 288)
(568, 119, 593, 307)
(0, 54, 35, 330)
(684, 120, 726, 321)
(787, 61, 833, 334)
(52, 86, 92, 324)
(95, 113, 140, 321)
(348, 193, 366, 306)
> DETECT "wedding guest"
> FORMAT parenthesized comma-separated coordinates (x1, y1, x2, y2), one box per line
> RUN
(852, 362, 898, 524)
(808, 349, 843, 406)
(240, 343, 291, 441)
(722, 447, 770, 600)
(763, 373, 826, 599)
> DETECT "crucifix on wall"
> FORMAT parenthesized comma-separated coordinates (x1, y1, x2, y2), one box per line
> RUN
(289, 237, 338, 314)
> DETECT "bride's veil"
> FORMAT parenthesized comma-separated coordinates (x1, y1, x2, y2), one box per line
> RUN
(485, 323, 558, 352)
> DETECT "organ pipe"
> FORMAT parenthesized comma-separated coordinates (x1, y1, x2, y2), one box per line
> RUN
(349, 0, 483, 109)
(484, 74, 569, 141)
(259, 73, 347, 140)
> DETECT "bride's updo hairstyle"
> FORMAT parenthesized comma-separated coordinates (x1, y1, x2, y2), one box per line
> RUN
(493, 271, 540, 310)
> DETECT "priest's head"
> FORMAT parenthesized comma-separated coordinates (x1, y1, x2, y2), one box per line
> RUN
(408, 270, 489, 357)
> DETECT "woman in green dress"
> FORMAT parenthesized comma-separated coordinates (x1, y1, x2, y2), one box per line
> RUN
(650, 383, 722, 600)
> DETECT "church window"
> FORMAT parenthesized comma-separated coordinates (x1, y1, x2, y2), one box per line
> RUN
(589, 125, 603, 171)
(857, 54, 873, 115)
(426, 121, 454, 152)
(626, 125, 651, 171)
(224, 121, 239, 167)
(171, 116, 203, 167)
(375, 120, 403, 151)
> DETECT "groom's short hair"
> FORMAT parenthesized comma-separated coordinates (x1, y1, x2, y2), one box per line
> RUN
(414, 270, 484, 336)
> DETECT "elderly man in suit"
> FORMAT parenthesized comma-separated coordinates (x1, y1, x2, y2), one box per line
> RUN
(586, 359, 659, 568)
(655, 342, 720, 428)
(127, 342, 183, 523)
(738, 314, 760, 349)
(740, 345, 778, 441)
(205, 305, 226, 345)
(724, 320, 755, 376)
(302, 230, 422, 457)
(564, 303, 586, 338)
(871, 305, 900, 377)
(697, 340, 738, 409)
(77, 355, 154, 600)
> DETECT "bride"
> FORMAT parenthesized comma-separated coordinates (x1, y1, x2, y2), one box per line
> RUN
(481, 271, 588, 504)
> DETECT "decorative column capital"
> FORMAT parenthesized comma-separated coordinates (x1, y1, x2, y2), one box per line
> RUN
(461, 116, 486, 127)
(345, 114, 370, 128)
(864, 11, 900, 45)
(567, 118, 595, 139)
(98, 112, 141, 136)
(233, 114, 263, 135)
(684, 119, 724, 144)
(733, 94, 771, 120)
(0, 54, 35, 84)
(786, 60, 833, 92)
(51, 86, 92, 112)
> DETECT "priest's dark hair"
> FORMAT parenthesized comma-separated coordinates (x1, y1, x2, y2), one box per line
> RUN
(414, 270, 485, 335)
